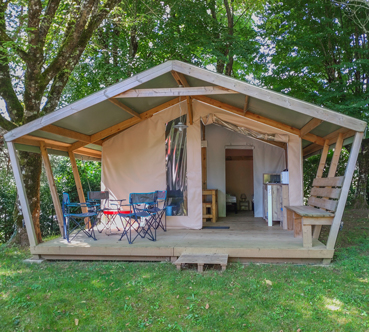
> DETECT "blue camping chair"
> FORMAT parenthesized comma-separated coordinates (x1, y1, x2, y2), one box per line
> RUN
(62, 193, 98, 243)
(146, 190, 167, 231)
(118, 192, 158, 244)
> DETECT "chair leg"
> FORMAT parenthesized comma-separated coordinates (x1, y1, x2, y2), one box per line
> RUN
(302, 225, 313, 247)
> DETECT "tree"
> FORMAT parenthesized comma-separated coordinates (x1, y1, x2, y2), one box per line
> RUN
(0, 0, 121, 243)
(256, 0, 369, 208)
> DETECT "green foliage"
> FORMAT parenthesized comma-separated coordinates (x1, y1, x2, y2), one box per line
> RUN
(0, 165, 16, 243)
(256, 0, 369, 123)
(61, 0, 264, 105)
(0, 155, 101, 242)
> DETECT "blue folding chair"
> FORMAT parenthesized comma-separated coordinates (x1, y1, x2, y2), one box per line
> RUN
(146, 190, 167, 231)
(62, 193, 98, 243)
(118, 192, 158, 244)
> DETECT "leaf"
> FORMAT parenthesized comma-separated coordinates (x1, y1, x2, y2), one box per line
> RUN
(205, 303, 209, 309)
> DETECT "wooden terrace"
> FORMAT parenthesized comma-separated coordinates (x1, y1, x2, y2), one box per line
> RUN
(32, 212, 333, 264)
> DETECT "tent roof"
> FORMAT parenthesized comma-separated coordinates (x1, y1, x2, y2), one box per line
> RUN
(4, 60, 366, 159)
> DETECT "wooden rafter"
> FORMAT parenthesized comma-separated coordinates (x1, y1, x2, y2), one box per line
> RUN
(40, 125, 91, 143)
(300, 118, 323, 138)
(39, 125, 103, 146)
(114, 86, 238, 98)
(68, 140, 90, 152)
(193, 95, 325, 146)
(90, 97, 180, 142)
(171, 70, 189, 87)
(108, 97, 141, 118)
(171, 70, 193, 125)
(303, 128, 355, 157)
(14, 135, 101, 159)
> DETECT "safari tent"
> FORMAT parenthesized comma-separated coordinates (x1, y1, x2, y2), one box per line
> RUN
(4, 60, 366, 264)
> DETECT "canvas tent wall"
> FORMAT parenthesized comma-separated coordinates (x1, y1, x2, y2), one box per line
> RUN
(102, 100, 303, 228)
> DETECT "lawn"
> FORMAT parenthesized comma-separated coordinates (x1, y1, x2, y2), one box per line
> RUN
(0, 209, 368, 332)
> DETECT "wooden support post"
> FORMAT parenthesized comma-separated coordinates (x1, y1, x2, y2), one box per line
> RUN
(243, 95, 249, 115)
(328, 133, 344, 178)
(316, 140, 329, 178)
(7, 141, 38, 247)
(40, 142, 64, 236)
(201, 123, 207, 189)
(186, 96, 193, 125)
(326, 132, 364, 250)
(68, 151, 88, 216)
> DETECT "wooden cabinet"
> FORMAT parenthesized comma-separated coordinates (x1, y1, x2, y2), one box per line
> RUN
(263, 184, 289, 229)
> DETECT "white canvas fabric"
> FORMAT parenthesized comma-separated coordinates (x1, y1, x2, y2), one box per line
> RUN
(102, 99, 303, 229)
(102, 101, 202, 229)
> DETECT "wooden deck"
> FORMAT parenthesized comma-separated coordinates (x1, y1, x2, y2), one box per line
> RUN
(32, 212, 334, 264)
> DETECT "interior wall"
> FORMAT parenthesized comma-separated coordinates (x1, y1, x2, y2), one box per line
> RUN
(225, 149, 254, 210)
(206, 124, 286, 218)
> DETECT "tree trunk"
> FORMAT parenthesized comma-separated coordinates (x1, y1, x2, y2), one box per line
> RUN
(17, 151, 43, 243)
(353, 138, 369, 209)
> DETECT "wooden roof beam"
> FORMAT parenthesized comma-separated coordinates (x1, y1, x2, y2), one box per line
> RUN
(171, 70, 190, 87)
(172, 70, 193, 125)
(13, 136, 101, 159)
(39, 125, 103, 146)
(40, 125, 91, 143)
(300, 118, 323, 138)
(114, 86, 238, 98)
(193, 95, 325, 145)
(303, 128, 355, 157)
(108, 97, 141, 118)
(91, 97, 180, 142)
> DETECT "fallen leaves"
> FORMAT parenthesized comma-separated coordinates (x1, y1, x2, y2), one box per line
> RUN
(205, 303, 209, 309)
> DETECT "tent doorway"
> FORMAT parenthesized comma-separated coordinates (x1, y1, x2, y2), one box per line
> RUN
(225, 148, 254, 217)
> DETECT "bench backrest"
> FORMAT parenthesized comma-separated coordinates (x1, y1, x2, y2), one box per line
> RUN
(308, 176, 344, 213)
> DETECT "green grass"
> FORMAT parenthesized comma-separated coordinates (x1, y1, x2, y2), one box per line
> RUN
(0, 209, 368, 331)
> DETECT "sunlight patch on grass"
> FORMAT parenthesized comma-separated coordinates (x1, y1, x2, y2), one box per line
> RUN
(323, 297, 344, 311)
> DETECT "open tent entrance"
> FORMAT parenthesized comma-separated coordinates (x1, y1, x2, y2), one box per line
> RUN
(225, 147, 254, 217)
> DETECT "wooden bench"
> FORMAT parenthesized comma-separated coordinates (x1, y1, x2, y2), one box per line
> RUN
(285, 176, 344, 248)
(174, 253, 228, 272)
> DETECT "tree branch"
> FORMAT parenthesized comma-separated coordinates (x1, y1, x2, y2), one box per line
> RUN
(42, 0, 121, 114)
(38, 0, 62, 50)
(41, 0, 98, 83)
(0, 3, 24, 123)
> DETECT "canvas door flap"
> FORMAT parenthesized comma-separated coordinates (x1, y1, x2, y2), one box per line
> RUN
(201, 113, 289, 143)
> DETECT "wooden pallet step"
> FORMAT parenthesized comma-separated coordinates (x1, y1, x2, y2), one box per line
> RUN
(174, 253, 228, 272)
